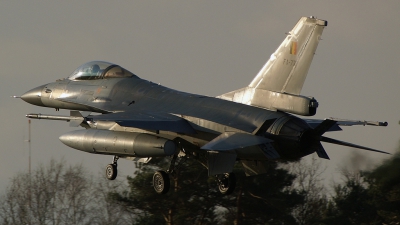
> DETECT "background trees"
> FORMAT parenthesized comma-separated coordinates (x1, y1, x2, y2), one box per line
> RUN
(1, 150, 399, 225)
(285, 157, 329, 224)
(323, 151, 400, 224)
(0, 159, 131, 225)
(109, 157, 304, 225)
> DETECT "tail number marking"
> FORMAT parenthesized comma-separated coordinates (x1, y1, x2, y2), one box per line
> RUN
(283, 59, 296, 66)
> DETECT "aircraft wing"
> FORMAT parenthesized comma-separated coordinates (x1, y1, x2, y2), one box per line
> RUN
(88, 111, 196, 134)
(305, 117, 388, 132)
(201, 132, 273, 151)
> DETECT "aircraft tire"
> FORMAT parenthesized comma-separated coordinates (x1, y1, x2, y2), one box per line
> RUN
(106, 164, 117, 180)
(153, 171, 170, 194)
(218, 173, 236, 195)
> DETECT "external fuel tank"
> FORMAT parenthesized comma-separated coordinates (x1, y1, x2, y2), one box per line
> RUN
(59, 129, 177, 157)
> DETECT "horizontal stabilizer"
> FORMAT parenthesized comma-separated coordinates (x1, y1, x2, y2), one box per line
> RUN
(313, 119, 338, 136)
(306, 119, 341, 132)
(88, 111, 196, 134)
(306, 118, 388, 158)
(201, 132, 273, 151)
(320, 136, 390, 155)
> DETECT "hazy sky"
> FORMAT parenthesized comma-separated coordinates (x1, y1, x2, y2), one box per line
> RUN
(1, 1, 399, 192)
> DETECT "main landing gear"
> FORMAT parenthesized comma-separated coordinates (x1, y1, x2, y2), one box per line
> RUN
(151, 154, 237, 195)
(153, 170, 170, 194)
(152, 170, 237, 195)
(216, 173, 236, 195)
(106, 156, 119, 180)
(105, 155, 237, 195)
(152, 154, 178, 194)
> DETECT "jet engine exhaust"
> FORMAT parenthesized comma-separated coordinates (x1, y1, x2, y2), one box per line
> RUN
(266, 116, 389, 160)
(59, 129, 177, 157)
(266, 116, 316, 159)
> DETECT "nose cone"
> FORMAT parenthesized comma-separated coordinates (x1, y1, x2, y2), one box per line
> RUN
(21, 85, 46, 106)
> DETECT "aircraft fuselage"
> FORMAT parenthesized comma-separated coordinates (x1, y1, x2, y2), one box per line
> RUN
(23, 75, 314, 161)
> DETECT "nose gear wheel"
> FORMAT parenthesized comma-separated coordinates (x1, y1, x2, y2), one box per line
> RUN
(106, 164, 117, 180)
(105, 156, 119, 180)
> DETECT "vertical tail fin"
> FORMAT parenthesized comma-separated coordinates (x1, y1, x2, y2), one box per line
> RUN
(219, 17, 327, 116)
(249, 16, 327, 94)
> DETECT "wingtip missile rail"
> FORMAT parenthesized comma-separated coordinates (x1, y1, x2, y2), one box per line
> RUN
(327, 118, 388, 127)
(26, 113, 74, 122)
(26, 113, 85, 127)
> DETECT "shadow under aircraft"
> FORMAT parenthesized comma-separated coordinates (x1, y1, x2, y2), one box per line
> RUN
(18, 16, 388, 195)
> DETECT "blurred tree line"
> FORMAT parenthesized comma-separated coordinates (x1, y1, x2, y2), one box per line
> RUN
(1, 149, 399, 224)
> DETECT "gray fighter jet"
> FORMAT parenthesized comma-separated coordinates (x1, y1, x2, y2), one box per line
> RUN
(19, 16, 388, 195)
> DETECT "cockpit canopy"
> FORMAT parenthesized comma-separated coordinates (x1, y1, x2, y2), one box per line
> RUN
(68, 61, 137, 80)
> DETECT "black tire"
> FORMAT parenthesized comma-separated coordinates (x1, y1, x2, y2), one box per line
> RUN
(218, 173, 236, 195)
(153, 171, 170, 194)
(106, 164, 117, 180)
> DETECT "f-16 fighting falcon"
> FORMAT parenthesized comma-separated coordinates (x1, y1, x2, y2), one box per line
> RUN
(18, 16, 388, 195)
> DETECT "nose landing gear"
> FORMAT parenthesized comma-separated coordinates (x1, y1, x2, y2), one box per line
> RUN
(106, 156, 119, 180)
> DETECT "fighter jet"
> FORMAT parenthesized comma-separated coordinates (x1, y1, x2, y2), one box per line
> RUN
(19, 16, 388, 195)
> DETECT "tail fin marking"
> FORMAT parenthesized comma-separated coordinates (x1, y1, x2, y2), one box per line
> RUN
(218, 17, 327, 116)
(249, 16, 327, 95)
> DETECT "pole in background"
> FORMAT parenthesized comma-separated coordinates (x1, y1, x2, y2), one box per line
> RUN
(28, 119, 32, 223)
(28, 119, 31, 175)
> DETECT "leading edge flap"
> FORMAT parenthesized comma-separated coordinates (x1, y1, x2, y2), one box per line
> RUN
(88, 111, 196, 134)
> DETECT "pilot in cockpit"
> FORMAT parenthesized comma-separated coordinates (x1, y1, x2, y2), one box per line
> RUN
(69, 61, 137, 80)
(90, 64, 100, 77)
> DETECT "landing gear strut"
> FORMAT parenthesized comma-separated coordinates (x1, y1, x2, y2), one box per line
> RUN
(106, 156, 119, 180)
(217, 173, 236, 195)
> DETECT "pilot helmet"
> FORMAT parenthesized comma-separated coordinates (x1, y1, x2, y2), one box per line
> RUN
(91, 64, 100, 74)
